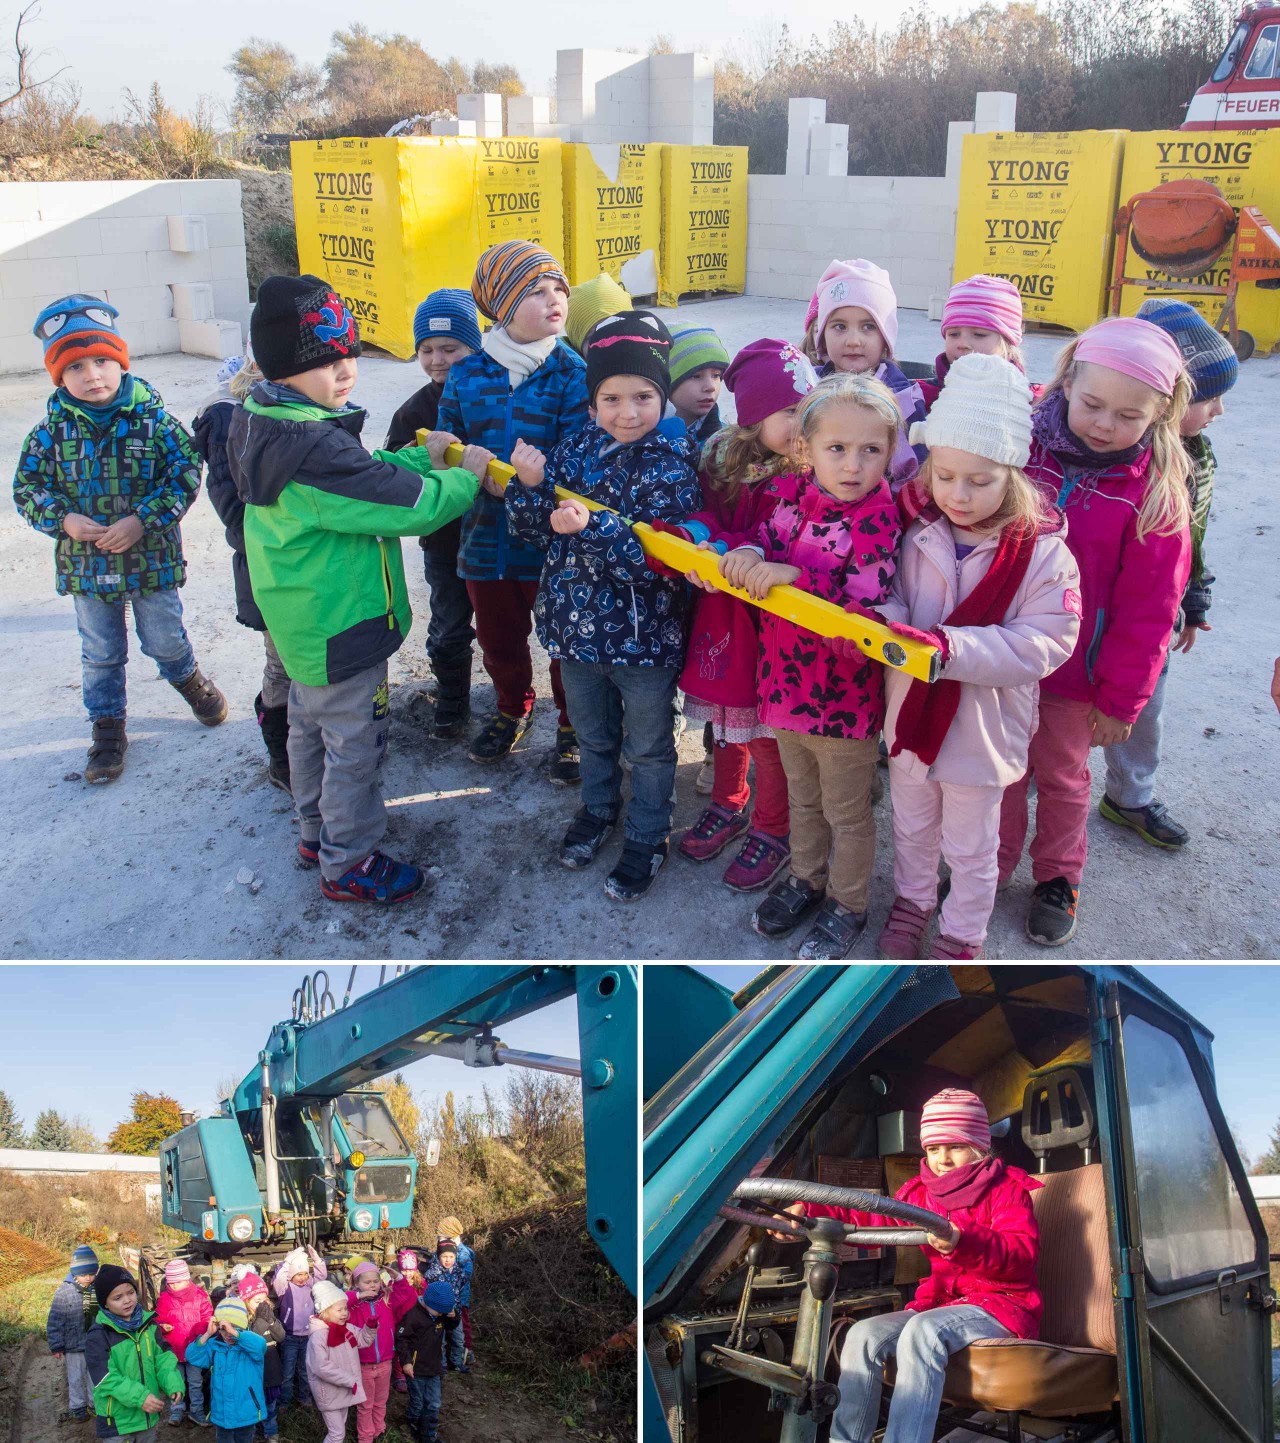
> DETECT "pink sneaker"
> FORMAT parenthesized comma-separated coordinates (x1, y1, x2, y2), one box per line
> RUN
(678, 804, 749, 862)
(928, 933, 984, 960)
(722, 830, 790, 892)
(877, 895, 933, 960)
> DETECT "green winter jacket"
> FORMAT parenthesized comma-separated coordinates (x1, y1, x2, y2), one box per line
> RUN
(226, 387, 480, 687)
(84, 1310, 184, 1438)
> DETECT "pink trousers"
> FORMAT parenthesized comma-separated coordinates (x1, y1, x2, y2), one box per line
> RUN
(888, 761, 1003, 947)
(998, 692, 1094, 887)
(319, 1406, 351, 1443)
(356, 1360, 391, 1443)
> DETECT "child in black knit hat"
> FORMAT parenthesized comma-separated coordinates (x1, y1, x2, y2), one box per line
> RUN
(505, 310, 701, 901)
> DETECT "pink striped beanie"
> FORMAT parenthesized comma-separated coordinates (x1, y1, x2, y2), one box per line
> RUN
(164, 1259, 191, 1287)
(942, 275, 1024, 347)
(919, 1088, 991, 1153)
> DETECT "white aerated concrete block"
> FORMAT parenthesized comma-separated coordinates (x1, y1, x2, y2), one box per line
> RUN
(974, 91, 1017, 132)
(430, 118, 477, 137)
(103, 284, 174, 322)
(0, 184, 41, 222)
(178, 317, 241, 359)
(166, 214, 208, 253)
(946, 120, 974, 187)
(22, 217, 103, 260)
(507, 95, 551, 130)
(171, 282, 214, 321)
(0, 255, 81, 298)
(75, 251, 150, 292)
(99, 216, 170, 255)
(788, 97, 826, 136)
(458, 93, 502, 126)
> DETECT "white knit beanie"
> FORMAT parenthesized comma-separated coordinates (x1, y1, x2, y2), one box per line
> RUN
(312, 1279, 346, 1315)
(909, 352, 1032, 468)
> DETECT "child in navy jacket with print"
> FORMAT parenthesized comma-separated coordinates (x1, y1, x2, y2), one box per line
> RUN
(507, 311, 700, 902)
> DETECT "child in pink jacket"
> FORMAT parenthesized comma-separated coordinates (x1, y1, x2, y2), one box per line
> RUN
(707, 372, 902, 959)
(155, 1258, 212, 1426)
(878, 355, 1080, 961)
(346, 1263, 395, 1443)
(998, 318, 1191, 947)
(918, 274, 1027, 412)
(306, 1281, 375, 1443)
(775, 1088, 1041, 1443)
(675, 339, 817, 893)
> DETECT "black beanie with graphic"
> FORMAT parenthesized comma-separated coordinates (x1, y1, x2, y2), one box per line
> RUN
(250, 274, 361, 382)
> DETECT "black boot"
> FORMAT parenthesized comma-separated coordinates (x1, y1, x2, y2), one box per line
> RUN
(172, 667, 228, 726)
(431, 659, 472, 739)
(255, 692, 291, 792)
(85, 716, 128, 784)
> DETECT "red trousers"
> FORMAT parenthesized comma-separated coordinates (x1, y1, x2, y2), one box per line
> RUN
(461, 1304, 472, 1350)
(466, 578, 569, 726)
(711, 737, 790, 837)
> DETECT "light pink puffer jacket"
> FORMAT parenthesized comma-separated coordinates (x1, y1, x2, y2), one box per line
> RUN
(880, 512, 1080, 787)
(305, 1317, 373, 1412)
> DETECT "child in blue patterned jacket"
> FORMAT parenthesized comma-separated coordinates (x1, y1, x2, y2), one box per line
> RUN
(47, 1245, 100, 1421)
(507, 310, 700, 902)
(13, 295, 228, 785)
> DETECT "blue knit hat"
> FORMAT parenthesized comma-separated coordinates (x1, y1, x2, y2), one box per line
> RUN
(413, 289, 481, 353)
(1136, 299, 1238, 402)
(70, 1245, 99, 1277)
(33, 294, 129, 385)
(422, 1280, 455, 1314)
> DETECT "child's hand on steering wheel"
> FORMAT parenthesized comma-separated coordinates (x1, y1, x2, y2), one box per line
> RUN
(926, 1222, 961, 1253)
(766, 1201, 808, 1242)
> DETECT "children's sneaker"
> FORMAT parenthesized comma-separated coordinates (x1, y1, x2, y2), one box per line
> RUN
(297, 838, 319, 868)
(189, 1417, 211, 1429)
(560, 809, 617, 869)
(928, 933, 984, 960)
(320, 851, 426, 904)
(877, 896, 934, 960)
(468, 709, 533, 762)
(165, 1412, 184, 1428)
(722, 831, 790, 892)
(752, 875, 824, 939)
(604, 839, 668, 902)
(549, 726, 581, 785)
(678, 804, 749, 862)
(1026, 876, 1079, 947)
(84, 716, 128, 784)
(1098, 795, 1189, 849)
(798, 899, 868, 960)
(70, 1410, 90, 1423)
(172, 667, 228, 726)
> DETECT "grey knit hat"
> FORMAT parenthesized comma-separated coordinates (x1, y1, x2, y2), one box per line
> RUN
(910, 352, 1032, 468)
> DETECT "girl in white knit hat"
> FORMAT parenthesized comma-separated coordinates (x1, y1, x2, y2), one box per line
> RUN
(877, 353, 1081, 959)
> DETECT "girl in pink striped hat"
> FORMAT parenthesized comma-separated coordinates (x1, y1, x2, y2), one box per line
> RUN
(777, 1087, 1042, 1443)
(921, 274, 1027, 413)
(155, 1258, 213, 1425)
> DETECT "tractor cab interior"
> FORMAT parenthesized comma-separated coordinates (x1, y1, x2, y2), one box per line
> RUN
(648, 967, 1123, 1443)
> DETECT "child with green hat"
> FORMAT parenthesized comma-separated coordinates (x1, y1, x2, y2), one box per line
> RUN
(186, 1298, 269, 1443)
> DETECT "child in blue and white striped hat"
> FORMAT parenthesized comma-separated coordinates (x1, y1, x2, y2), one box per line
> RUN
(47, 1245, 99, 1420)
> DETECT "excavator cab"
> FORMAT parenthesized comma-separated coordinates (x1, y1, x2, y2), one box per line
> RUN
(1185, 4, 1280, 129)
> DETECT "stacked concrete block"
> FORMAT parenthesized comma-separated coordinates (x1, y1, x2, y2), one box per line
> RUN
(0, 178, 250, 374)
(557, 49, 637, 131)
(807, 123, 849, 177)
(974, 91, 1017, 132)
(430, 117, 478, 137)
(786, 98, 825, 176)
(647, 53, 714, 146)
(555, 49, 715, 144)
(507, 95, 551, 134)
(458, 94, 504, 138)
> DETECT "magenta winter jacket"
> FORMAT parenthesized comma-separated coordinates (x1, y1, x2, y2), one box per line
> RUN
(346, 1293, 396, 1367)
(155, 1284, 213, 1363)
(749, 471, 900, 738)
(804, 1164, 1044, 1340)
(1026, 441, 1190, 725)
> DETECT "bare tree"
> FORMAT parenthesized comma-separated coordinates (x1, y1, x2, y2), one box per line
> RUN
(0, 3, 68, 117)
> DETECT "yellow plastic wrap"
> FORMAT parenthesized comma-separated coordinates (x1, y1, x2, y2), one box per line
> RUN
(1116, 129, 1280, 354)
(475, 136, 564, 252)
(562, 143, 662, 292)
(658, 145, 748, 306)
(953, 131, 1126, 333)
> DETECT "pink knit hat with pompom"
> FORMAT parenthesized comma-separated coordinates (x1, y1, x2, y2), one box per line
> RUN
(919, 1088, 991, 1153)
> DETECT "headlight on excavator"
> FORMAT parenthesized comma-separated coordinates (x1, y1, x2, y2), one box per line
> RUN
(228, 1215, 254, 1242)
(349, 1151, 366, 1169)
(353, 1208, 375, 1231)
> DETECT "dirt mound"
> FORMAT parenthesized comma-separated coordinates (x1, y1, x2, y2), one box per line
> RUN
(232, 164, 297, 297)
(0, 1229, 64, 1291)
(0, 146, 156, 181)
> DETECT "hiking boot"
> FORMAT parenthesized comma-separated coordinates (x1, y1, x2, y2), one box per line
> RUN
(320, 851, 425, 904)
(877, 896, 934, 960)
(165, 1413, 184, 1428)
(1026, 875, 1079, 947)
(1098, 794, 1189, 850)
(431, 661, 472, 739)
(468, 709, 532, 763)
(928, 933, 984, 960)
(678, 804, 749, 862)
(752, 875, 824, 939)
(172, 668, 228, 726)
(255, 692, 290, 793)
(723, 831, 790, 892)
(297, 838, 319, 868)
(70, 1411, 90, 1423)
(85, 716, 127, 784)
(560, 809, 617, 869)
(549, 726, 581, 785)
(798, 898, 868, 960)
(604, 839, 669, 902)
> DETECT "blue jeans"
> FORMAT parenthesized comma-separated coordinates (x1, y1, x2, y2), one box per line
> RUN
(72, 589, 195, 721)
(279, 1333, 311, 1405)
(405, 1373, 442, 1441)
(831, 1306, 1010, 1443)
(559, 661, 679, 846)
(422, 547, 474, 671)
(444, 1315, 465, 1369)
(169, 1360, 206, 1422)
(262, 1387, 280, 1437)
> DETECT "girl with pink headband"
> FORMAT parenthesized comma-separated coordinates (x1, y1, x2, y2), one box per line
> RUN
(998, 316, 1192, 946)
(920, 273, 1027, 413)
(775, 1087, 1042, 1443)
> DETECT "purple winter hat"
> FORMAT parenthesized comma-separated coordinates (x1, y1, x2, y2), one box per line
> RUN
(723, 338, 818, 427)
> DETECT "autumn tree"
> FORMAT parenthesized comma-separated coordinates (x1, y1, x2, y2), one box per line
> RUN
(470, 62, 523, 99)
(0, 1091, 24, 1147)
(30, 1108, 72, 1151)
(108, 1092, 183, 1156)
(382, 1073, 422, 1152)
(226, 38, 321, 130)
(66, 1115, 102, 1153)
(323, 25, 454, 133)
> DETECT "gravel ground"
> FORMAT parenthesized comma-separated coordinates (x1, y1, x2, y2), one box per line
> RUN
(1, 297, 1276, 961)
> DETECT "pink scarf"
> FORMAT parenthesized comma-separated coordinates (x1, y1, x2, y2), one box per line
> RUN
(918, 1155, 1004, 1211)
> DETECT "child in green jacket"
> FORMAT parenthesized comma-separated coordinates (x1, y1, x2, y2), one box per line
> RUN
(227, 275, 493, 904)
(84, 1265, 184, 1440)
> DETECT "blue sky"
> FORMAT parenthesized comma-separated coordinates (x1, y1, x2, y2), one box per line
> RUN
(694, 965, 1280, 1163)
(0, 965, 583, 1143)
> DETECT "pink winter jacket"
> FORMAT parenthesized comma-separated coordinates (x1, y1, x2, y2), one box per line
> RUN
(1026, 441, 1190, 725)
(804, 1164, 1044, 1340)
(155, 1283, 213, 1363)
(305, 1316, 373, 1411)
(880, 513, 1081, 787)
(346, 1292, 396, 1367)
(750, 472, 901, 738)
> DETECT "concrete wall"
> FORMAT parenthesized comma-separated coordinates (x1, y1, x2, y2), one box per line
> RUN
(0, 179, 251, 376)
(520, 49, 714, 145)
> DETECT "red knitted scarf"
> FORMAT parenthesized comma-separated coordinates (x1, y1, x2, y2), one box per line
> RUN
(890, 517, 1038, 766)
(327, 1322, 357, 1347)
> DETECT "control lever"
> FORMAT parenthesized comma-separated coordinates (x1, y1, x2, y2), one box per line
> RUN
(727, 1238, 764, 1350)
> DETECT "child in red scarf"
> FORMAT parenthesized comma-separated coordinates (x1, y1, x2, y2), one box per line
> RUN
(305, 1281, 375, 1443)
(777, 1088, 1041, 1443)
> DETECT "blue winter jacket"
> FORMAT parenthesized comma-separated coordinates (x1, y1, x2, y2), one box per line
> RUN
(438, 340, 588, 581)
(506, 421, 700, 669)
(424, 1258, 467, 1312)
(456, 1243, 474, 1307)
(184, 1327, 267, 1429)
(47, 1278, 93, 1353)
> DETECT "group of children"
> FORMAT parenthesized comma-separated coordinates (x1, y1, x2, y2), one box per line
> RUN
(46, 1224, 474, 1443)
(13, 239, 1237, 951)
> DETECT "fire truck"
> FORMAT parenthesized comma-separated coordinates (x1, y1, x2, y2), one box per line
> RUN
(1184, 3, 1280, 128)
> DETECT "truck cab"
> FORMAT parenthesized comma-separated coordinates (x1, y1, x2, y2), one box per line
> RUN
(644, 965, 1275, 1443)
(1184, 4, 1280, 128)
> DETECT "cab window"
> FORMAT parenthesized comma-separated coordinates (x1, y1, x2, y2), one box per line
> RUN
(1244, 24, 1279, 79)
(335, 1093, 409, 1157)
(1213, 20, 1252, 80)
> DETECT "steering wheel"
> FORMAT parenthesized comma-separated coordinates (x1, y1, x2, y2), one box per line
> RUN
(719, 1176, 950, 1247)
